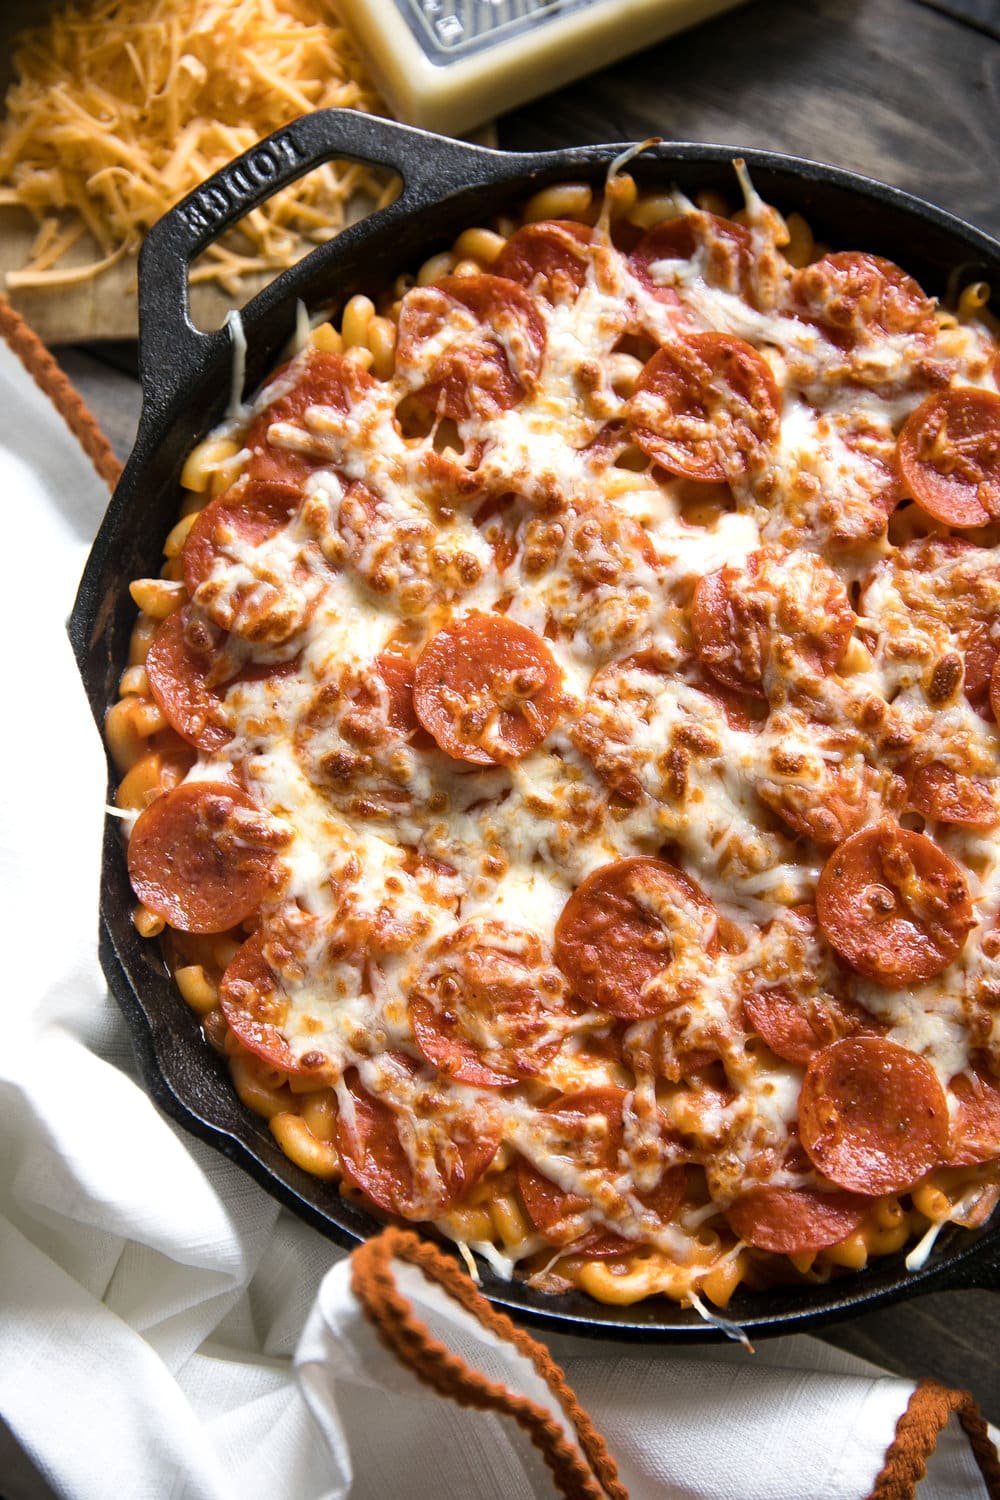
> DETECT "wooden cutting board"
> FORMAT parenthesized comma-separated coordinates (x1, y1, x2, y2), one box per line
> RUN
(0, 202, 368, 346)
(0, 0, 494, 344)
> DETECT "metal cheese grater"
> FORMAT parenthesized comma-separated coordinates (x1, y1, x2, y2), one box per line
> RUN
(337, 0, 748, 134)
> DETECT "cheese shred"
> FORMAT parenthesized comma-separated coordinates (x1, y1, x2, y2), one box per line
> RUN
(0, 0, 393, 293)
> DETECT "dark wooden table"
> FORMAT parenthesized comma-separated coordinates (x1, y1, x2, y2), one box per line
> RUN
(17, 3, 997, 1490)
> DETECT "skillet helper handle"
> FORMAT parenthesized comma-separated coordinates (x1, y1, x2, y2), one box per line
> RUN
(137, 109, 514, 412)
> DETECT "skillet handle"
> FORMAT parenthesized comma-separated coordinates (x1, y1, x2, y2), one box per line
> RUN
(137, 110, 517, 413)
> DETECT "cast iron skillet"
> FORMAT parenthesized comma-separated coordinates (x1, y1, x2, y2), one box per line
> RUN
(69, 109, 1000, 1340)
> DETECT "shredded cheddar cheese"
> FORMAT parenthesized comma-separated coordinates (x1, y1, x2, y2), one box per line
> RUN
(0, 0, 391, 293)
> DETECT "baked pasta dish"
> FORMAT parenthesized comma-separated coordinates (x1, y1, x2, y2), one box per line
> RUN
(106, 160, 1000, 1312)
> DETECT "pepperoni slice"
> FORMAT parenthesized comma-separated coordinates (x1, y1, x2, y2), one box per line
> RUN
(554, 857, 718, 1019)
(743, 985, 865, 1066)
(219, 931, 302, 1073)
(950, 1063, 1000, 1166)
(336, 1057, 500, 1218)
(790, 251, 937, 347)
(897, 389, 1000, 529)
(375, 652, 421, 738)
(858, 533, 974, 629)
(332, 475, 430, 600)
(691, 562, 767, 697)
(798, 1037, 949, 1194)
(145, 607, 232, 752)
(395, 273, 545, 421)
(965, 621, 997, 719)
(408, 922, 571, 1086)
(629, 333, 780, 482)
(951, 1179, 1000, 1230)
(183, 477, 313, 643)
(628, 213, 750, 302)
(334, 653, 427, 749)
(146, 608, 298, 750)
(413, 614, 561, 765)
(756, 761, 879, 849)
(815, 823, 973, 986)
(828, 417, 906, 543)
(621, 1013, 721, 1084)
(127, 781, 284, 933)
(473, 493, 519, 572)
(516, 1088, 686, 1255)
(492, 220, 592, 303)
(743, 904, 877, 1067)
(184, 478, 300, 592)
(725, 1187, 869, 1254)
(691, 548, 853, 695)
(907, 762, 1000, 829)
(560, 500, 658, 580)
(246, 350, 375, 484)
(696, 679, 759, 732)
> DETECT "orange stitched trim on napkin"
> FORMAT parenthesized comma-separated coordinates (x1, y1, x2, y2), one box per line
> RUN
(867, 1377, 1000, 1499)
(351, 1226, 628, 1500)
(0, 297, 122, 489)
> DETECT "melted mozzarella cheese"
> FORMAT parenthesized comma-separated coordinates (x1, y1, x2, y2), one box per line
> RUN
(169, 194, 1000, 1279)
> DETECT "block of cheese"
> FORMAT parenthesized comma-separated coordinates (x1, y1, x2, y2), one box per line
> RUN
(338, 0, 748, 136)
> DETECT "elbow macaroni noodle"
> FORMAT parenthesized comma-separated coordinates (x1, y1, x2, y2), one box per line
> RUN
(110, 167, 1000, 1311)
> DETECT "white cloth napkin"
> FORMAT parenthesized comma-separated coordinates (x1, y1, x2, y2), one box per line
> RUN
(0, 334, 991, 1500)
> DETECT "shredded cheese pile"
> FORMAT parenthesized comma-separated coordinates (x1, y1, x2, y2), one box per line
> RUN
(0, 0, 391, 292)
